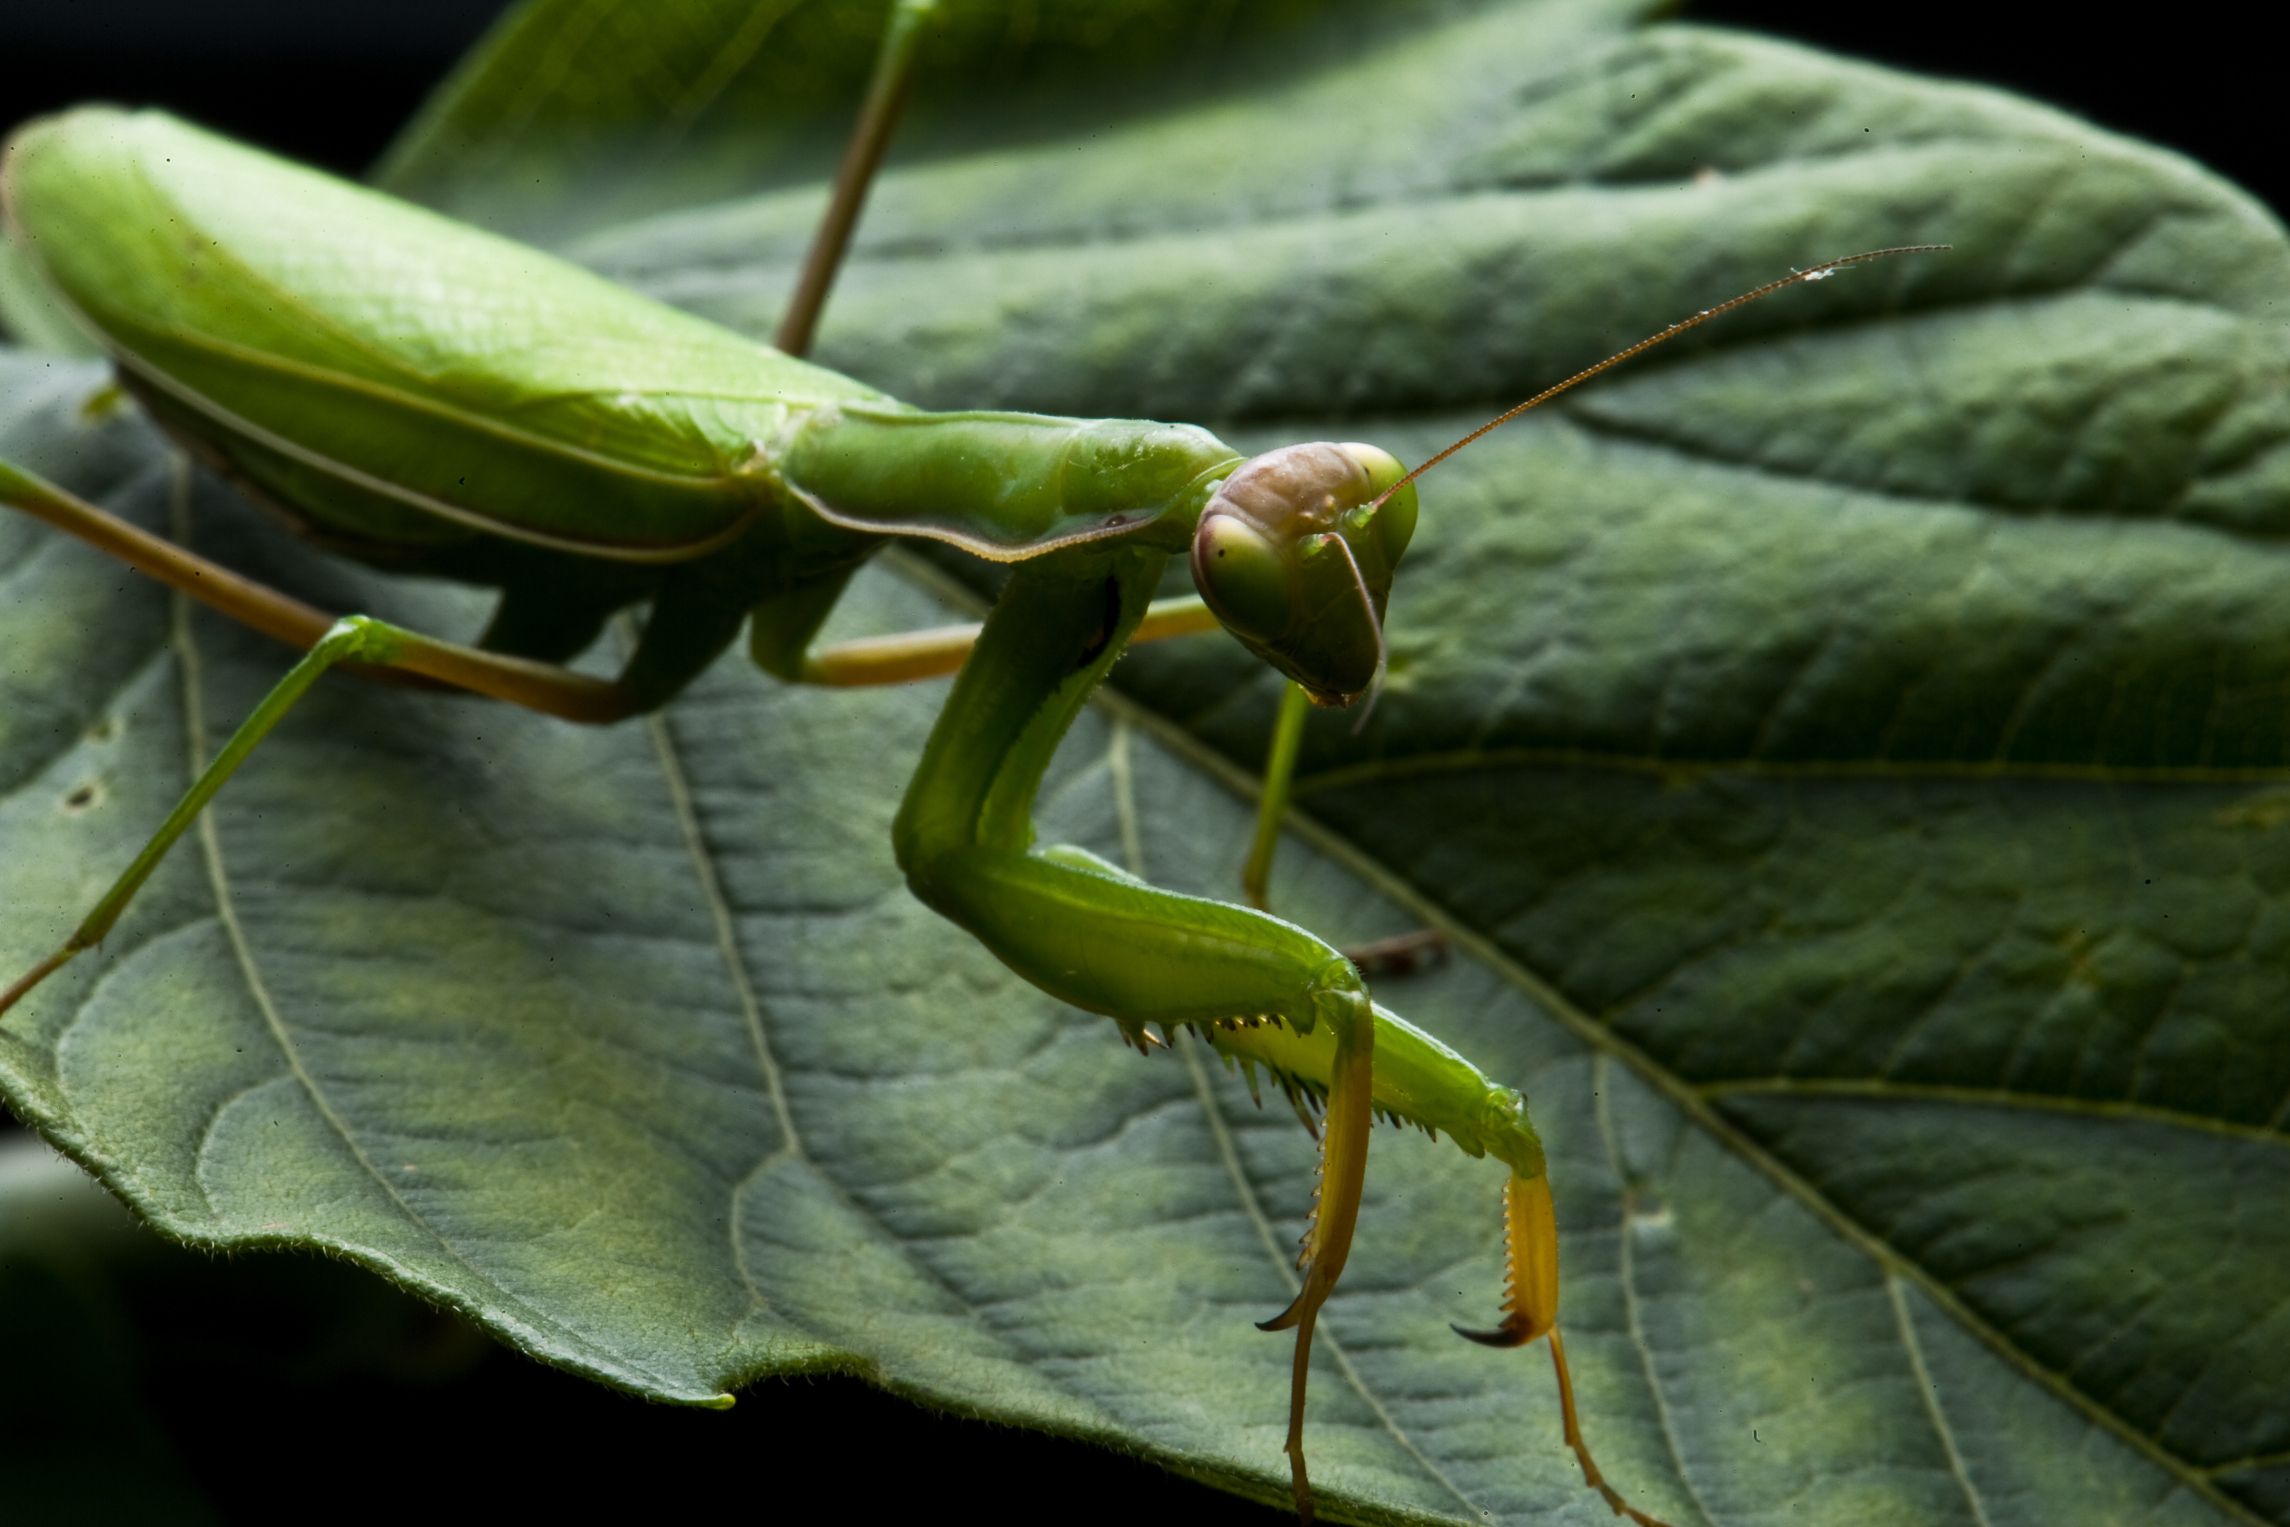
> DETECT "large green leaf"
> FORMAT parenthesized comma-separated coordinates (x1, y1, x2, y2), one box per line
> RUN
(4, 2, 2287, 1522)
(377, 0, 1506, 243)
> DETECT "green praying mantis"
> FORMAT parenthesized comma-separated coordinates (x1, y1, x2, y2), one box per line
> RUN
(0, 54, 1948, 1526)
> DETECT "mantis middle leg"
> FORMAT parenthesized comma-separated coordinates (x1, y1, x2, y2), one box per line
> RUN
(1238, 681, 1447, 979)
(791, 593, 1221, 686)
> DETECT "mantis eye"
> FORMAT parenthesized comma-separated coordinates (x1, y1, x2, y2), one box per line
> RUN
(1337, 448, 1410, 567)
(1192, 513, 1293, 642)
(1338, 442, 1417, 567)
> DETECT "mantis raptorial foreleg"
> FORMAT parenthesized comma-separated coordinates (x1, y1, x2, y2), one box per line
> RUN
(1455, 1175, 1670, 1527)
(887, 549, 1380, 1522)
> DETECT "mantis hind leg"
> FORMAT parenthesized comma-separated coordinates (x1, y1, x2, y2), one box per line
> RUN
(0, 459, 661, 723)
(1454, 1174, 1679, 1527)
(0, 610, 578, 1021)
(0, 459, 711, 1020)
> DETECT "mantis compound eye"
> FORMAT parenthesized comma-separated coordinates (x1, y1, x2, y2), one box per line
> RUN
(1191, 442, 1418, 707)
(1193, 515, 1293, 643)
(1351, 443, 1417, 567)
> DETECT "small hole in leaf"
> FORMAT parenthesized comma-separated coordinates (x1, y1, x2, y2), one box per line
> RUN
(62, 782, 101, 815)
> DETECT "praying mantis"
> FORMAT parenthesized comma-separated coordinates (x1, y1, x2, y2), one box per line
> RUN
(0, 13, 1979, 1525)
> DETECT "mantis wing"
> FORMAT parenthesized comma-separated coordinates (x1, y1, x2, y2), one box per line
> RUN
(6, 109, 1233, 571)
(6, 109, 875, 560)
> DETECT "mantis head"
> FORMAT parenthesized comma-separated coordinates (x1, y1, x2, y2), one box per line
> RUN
(1190, 442, 1418, 707)
(1189, 246, 1949, 711)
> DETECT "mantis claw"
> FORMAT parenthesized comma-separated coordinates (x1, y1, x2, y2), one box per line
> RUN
(1340, 927, 1449, 980)
(1459, 1175, 1680, 1527)
(1450, 1315, 1533, 1348)
(1256, 1286, 1309, 1334)
(1251, 978, 1374, 1523)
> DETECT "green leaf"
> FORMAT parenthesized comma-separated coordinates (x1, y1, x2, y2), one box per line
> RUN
(378, 0, 1512, 243)
(5, 3, 2287, 1523)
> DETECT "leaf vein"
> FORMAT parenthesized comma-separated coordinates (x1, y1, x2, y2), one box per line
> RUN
(174, 464, 682, 1393)
(1887, 1273, 1996, 1527)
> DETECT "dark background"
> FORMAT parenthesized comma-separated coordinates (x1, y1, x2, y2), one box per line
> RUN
(0, 2, 2279, 214)
(0, 4, 2273, 1524)
(0, 2, 2271, 217)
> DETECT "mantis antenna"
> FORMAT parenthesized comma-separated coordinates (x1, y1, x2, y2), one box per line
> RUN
(1366, 243, 1951, 512)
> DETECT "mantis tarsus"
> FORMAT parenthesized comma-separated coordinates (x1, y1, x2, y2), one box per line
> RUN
(0, 35, 1941, 1523)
